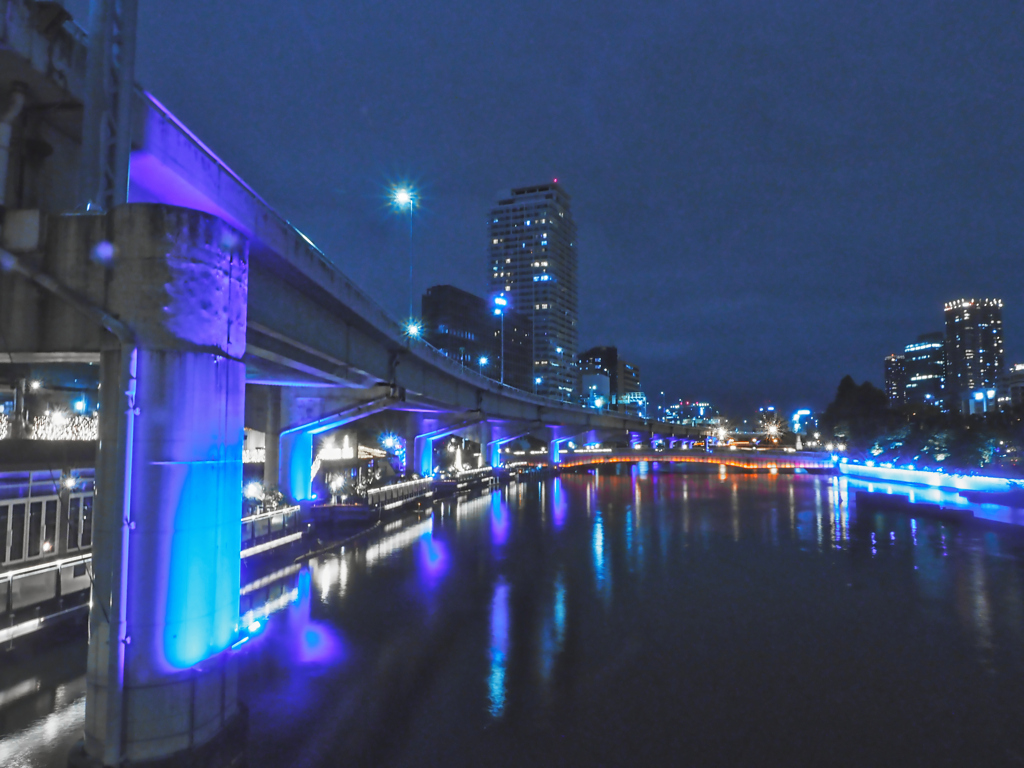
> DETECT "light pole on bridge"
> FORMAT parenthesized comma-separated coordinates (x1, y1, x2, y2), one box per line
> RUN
(390, 185, 418, 324)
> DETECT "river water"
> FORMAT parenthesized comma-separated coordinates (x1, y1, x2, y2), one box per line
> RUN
(5, 469, 1024, 766)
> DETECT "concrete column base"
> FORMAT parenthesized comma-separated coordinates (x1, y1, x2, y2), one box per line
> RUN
(68, 703, 248, 768)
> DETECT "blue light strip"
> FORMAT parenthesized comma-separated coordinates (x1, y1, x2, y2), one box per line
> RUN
(838, 462, 1017, 493)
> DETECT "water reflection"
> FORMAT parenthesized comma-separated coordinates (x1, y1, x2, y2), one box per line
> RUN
(10, 474, 1024, 766)
(491, 492, 510, 547)
(488, 578, 510, 717)
(552, 477, 568, 529)
(287, 571, 342, 665)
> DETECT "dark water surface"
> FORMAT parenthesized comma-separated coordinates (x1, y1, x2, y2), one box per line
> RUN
(6, 471, 1024, 766)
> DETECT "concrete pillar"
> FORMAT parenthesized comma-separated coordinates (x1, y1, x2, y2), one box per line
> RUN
(264, 388, 281, 492)
(78, 206, 248, 767)
(413, 431, 435, 477)
(407, 415, 484, 477)
(548, 437, 565, 465)
(278, 426, 313, 501)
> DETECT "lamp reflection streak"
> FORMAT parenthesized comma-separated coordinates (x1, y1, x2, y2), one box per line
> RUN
(365, 517, 433, 568)
(552, 477, 567, 529)
(489, 579, 510, 717)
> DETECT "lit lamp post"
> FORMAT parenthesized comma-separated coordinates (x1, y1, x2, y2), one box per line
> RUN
(493, 294, 508, 385)
(390, 185, 418, 323)
(478, 356, 489, 376)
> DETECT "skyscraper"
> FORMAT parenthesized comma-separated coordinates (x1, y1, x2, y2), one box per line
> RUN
(884, 353, 906, 407)
(488, 182, 578, 401)
(944, 298, 1003, 410)
(903, 333, 945, 405)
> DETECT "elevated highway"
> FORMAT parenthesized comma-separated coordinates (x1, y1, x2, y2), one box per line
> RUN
(0, 3, 708, 765)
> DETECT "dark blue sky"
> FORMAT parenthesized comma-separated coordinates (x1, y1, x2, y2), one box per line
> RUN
(68, 1, 1024, 415)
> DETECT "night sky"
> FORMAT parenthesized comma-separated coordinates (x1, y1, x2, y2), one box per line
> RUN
(66, 1, 1024, 415)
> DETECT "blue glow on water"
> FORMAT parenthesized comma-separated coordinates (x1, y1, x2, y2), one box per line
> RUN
(593, 512, 606, 581)
(553, 575, 566, 643)
(489, 579, 510, 717)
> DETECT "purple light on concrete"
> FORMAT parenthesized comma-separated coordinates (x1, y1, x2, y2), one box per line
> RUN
(128, 152, 250, 236)
(142, 92, 272, 211)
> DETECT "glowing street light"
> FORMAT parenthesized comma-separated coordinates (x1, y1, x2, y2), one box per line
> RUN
(390, 185, 419, 320)
(405, 321, 421, 338)
(392, 188, 414, 208)
(493, 294, 508, 385)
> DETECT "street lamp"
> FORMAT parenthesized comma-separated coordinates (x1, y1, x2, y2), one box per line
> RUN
(493, 294, 508, 385)
(478, 356, 489, 375)
(390, 185, 418, 322)
(405, 320, 421, 339)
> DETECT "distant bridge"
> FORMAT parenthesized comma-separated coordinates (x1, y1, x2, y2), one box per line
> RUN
(555, 450, 837, 472)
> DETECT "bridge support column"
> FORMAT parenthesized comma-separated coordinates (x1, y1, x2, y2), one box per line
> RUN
(278, 395, 398, 499)
(279, 429, 313, 501)
(409, 415, 485, 476)
(485, 422, 533, 468)
(76, 207, 249, 767)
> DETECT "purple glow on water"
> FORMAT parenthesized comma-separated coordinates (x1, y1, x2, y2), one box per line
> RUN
(491, 492, 510, 546)
(288, 570, 343, 665)
(297, 623, 342, 664)
(418, 532, 449, 584)
(552, 477, 568, 529)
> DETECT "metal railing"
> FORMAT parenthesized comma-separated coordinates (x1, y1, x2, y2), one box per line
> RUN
(365, 478, 433, 508)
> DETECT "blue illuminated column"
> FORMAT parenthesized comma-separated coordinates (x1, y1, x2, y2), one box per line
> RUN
(84, 206, 247, 765)
(414, 432, 435, 476)
(279, 428, 314, 501)
(549, 437, 573, 465)
(487, 425, 526, 468)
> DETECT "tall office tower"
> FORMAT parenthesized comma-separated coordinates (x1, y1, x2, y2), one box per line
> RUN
(884, 353, 906, 407)
(488, 182, 578, 401)
(944, 298, 1004, 410)
(902, 333, 944, 405)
